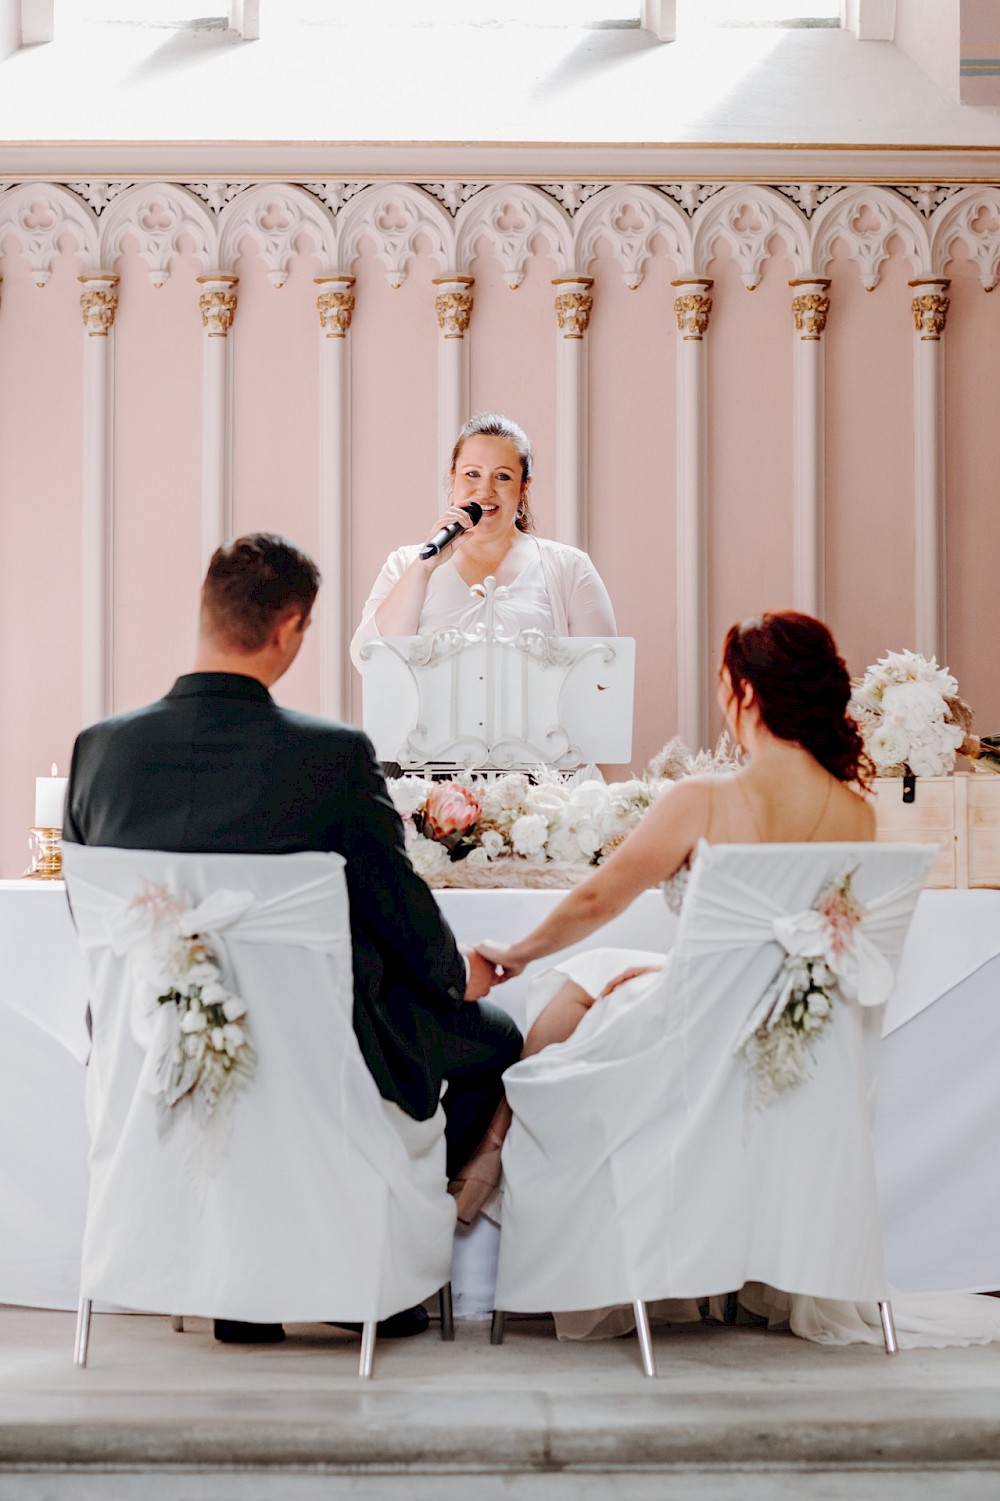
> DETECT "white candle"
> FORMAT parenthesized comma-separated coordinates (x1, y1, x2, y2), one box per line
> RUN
(35, 763, 68, 829)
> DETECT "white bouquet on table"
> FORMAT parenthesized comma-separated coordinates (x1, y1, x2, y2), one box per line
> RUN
(850, 650, 966, 778)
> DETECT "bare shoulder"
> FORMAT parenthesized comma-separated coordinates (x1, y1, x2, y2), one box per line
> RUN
(834, 780, 877, 839)
(647, 774, 714, 833)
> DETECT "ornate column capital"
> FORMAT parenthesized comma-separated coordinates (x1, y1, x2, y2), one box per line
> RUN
(197, 274, 239, 338)
(553, 277, 594, 340)
(315, 275, 356, 339)
(789, 278, 832, 341)
(78, 274, 120, 338)
(671, 278, 714, 341)
(909, 278, 951, 341)
(432, 275, 475, 340)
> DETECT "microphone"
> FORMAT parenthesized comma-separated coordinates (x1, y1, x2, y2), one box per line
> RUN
(419, 501, 483, 560)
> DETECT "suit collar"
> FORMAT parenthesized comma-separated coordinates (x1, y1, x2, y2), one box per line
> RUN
(166, 672, 273, 703)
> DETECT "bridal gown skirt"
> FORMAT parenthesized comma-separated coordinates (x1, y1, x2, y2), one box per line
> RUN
(501, 947, 1000, 1351)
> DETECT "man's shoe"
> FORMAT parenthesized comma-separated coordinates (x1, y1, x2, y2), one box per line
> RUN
(213, 1319, 285, 1344)
(328, 1304, 430, 1339)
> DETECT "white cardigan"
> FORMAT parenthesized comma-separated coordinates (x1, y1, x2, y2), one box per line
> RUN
(349, 537, 617, 670)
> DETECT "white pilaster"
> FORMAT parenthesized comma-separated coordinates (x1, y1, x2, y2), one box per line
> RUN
(789, 278, 831, 617)
(432, 275, 474, 485)
(79, 273, 119, 725)
(197, 275, 238, 568)
(672, 278, 713, 750)
(229, 0, 259, 39)
(20, 0, 53, 44)
(552, 277, 593, 551)
(640, 0, 676, 42)
(909, 277, 950, 661)
(315, 276, 356, 722)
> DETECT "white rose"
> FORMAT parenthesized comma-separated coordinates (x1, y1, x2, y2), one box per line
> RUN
(480, 829, 507, 860)
(181, 1008, 207, 1033)
(388, 777, 431, 820)
(524, 784, 568, 819)
(222, 996, 247, 1021)
(464, 847, 491, 868)
(545, 826, 589, 864)
(510, 813, 548, 857)
(495, 773, 531, 811)
(186, 960, 219, 985)
(408, 834, 451, 880)
(807, 993, 832, 1018)
(567, 781, 609, 818)
(867, 724, 908, 769)
(200, 980, 228, 1004)
(575, 819, 603, 858)
(210, 1026, 225, 1050)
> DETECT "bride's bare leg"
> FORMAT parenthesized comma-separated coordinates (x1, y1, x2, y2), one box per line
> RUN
(448, 980, 596, 1224)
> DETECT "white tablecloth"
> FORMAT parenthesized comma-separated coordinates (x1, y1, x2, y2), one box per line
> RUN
(1, 880, 998, 1311)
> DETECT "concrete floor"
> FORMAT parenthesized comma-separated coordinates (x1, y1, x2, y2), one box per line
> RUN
(1, 1305, 999, 1499)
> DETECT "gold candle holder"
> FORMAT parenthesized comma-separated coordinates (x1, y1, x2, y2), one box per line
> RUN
(24, 826, 63, 880)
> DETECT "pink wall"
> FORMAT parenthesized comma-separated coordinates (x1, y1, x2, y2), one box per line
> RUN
(2, 176, 1000, 874)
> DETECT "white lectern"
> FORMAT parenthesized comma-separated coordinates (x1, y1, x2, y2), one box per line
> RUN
(359, 584, 634, 771)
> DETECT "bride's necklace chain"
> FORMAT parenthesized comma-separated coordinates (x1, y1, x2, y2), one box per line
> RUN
(736, 774, 833, 844)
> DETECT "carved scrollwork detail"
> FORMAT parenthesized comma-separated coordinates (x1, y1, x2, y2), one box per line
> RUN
(575, 184, 689, 290)
(339, 184, 452, 288)
(316, 288, 355, 338)
(199, 288, 238, 338)
(185, 181, 248, 215)
(219, 185, 336, 287)
(693, 186, 810, 290)
(420, 182, 486, 217)
(554, 288, 593, 339)
(929, 188, 1000, 292)
(0, 184, 98, 287)
(66, 181, 133, 216)
(674, 291, 713, 340)
(811, 185, 926, 291)
(435, 290, 473, 338)
(455, 185, 572, 289)
(79, 281, 120, 337)
(791, 292, 831, 340)
(911, 291, 950, 340)
(101, 183, 217, 286)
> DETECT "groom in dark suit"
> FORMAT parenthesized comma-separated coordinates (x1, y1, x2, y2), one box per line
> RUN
(64, 533, 521, 1342)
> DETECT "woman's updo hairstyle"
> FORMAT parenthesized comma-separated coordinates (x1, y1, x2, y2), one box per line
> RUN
(722, 611, 872, 788)
(449, 412, 535, 533)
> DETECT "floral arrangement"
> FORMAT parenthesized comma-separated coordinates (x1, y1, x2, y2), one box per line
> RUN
(390, 736, 742, 888)
(129, 881, 256, 1141)
(850, 649, 970, 778)
(738, 868, 863, 1113)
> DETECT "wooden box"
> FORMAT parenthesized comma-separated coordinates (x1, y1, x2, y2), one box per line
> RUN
(872, 773, 1000, 889)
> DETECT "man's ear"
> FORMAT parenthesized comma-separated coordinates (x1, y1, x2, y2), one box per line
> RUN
(275, 607, 309, 652)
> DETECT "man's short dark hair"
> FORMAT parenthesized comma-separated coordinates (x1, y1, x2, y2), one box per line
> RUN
(201, 533, 320, 653)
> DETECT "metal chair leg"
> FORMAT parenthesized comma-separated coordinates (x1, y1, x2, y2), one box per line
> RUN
(879, 1299, 899, 1356)
(490, 1309, 506, 1345)
(358, 1320, 377, 1379)
(74, 1297, 92, 1369)
(170, 1315, 184, 1333)
(634, 1300, 657, 1378)
(439, 1283, 455, 1342)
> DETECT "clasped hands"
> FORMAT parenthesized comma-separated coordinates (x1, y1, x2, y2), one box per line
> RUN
(460, 941, 522, 1001)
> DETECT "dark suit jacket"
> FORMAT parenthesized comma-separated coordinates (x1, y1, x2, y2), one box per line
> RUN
(63, 672, 468, 1120)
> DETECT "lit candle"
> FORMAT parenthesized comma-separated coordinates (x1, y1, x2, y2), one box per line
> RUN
(35, 763, 68, 829)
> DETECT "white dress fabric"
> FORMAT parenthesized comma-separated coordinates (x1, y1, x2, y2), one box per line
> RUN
(62, 845, 456, 1324)
(350, 536, 617, 668)
(496, 841, 1000, 1349)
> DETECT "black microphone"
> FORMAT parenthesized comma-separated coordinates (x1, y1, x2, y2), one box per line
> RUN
(419, 501, 484, 560)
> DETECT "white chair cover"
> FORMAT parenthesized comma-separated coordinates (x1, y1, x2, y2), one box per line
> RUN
(63, 845, 456, 1324)
(495, 841, 935, 1316)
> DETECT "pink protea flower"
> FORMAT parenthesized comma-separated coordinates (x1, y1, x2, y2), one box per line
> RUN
(424, 782, 481, 841)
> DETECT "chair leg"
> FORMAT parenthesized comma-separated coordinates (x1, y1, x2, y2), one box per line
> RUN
(74, 1297, 92, 1369)
(879, 1299, 899, 1356)
(358, 1320, 377, 1379)
(633, 1300, 657, 1378)
(490, 1309, 506, 1345)
(170, 1315, 184, 1333)
(439, 1283, 455, 1342)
